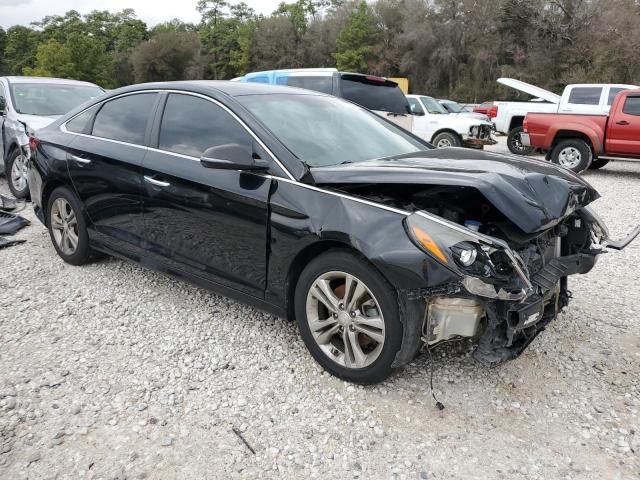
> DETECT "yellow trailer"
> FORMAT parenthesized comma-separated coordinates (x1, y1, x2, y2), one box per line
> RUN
(389, 77, 409, 94)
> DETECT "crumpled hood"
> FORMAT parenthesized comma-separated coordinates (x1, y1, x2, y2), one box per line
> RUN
(310, 148, 600, 234)
(16, 113, 61, 131)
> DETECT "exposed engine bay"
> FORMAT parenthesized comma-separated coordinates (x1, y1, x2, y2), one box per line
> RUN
(328, 182, 615, 365)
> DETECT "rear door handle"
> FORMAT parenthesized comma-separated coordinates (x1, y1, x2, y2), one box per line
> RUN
(616, 120, 630, 125)
(144, 176, 170, 187)
(67, 153, 91, 164)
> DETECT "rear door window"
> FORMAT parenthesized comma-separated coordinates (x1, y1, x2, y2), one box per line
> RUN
(567, 87, 603, 105)
(622, 96, 640, 116)
(66, 105, 99, 134)
(278, 75, 334, 94)
(92, 93, 156, 145)
(158, 93, 253, 158)
(408, 98, 424, 115)
(608, 87, 628, 106)
(339, 76, 410, 114)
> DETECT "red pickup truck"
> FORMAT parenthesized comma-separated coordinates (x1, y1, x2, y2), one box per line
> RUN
(521, 89, 640, 172)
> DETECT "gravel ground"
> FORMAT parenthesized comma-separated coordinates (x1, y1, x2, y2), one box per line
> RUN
(1, 140, 639, 479)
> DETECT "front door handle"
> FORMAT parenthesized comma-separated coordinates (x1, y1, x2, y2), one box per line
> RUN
(67, 153, 91, 164)
(144, 176, 170, 187)
(616, 120, 630, 126)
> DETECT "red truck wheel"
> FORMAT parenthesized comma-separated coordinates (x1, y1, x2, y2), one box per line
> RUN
(551, 139, 592, 173)
(507, 127, 535, 155)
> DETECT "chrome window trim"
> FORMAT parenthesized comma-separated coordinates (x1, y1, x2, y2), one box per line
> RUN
(60, 89, 295, 180)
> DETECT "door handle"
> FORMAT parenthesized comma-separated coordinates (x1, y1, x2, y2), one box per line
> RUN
(144, 176, 170, 187)
(616, 120, 630, 125)
(67, 153, 91, 164)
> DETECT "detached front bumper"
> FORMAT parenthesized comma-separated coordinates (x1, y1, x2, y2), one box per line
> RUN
(462, 125, 497, 149)
(418, 210, 640, 366)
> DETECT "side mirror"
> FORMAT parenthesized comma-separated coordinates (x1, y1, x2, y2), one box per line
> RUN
(0, 96, 6, 114)
(199, 144, 268, 171)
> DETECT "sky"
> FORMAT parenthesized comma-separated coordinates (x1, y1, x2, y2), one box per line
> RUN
(0, 0, 284, 29)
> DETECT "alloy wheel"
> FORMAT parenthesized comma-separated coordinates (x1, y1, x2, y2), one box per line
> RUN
(436, 138, 452, 148)
(50, 198, 79, 256)
(558, 147, 582, 169)
(10, 154, 28, 193)
(305, 271, 385, 369)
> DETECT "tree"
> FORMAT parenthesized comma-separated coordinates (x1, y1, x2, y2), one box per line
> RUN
(23, 39, 77, 79)
(333, 2, 379, 71)
(130, 31, 203, 82)
(4, 26, 41, 75)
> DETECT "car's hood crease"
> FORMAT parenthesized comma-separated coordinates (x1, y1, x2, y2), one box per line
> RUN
(310, 149, 599, 234)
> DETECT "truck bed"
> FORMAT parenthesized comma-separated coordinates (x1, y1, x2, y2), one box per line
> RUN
(525, 113, 608, 152)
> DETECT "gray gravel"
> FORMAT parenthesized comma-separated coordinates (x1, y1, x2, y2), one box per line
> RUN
(1, 141, 639, 479)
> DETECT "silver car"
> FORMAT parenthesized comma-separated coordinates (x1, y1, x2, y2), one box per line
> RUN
(0, 76, 104, 197)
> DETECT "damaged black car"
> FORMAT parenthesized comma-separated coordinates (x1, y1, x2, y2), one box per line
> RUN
(27, 82, 640, 383)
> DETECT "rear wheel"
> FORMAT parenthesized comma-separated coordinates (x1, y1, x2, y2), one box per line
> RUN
(6, 149, 30, 198)
(294, 251, 403, 384)
(47, 186, 92, 265)
(551, 139, 592, 173)
(588, 158, 610, 170)
(432, 132, 462, 149)
(507, 126, 535, 155)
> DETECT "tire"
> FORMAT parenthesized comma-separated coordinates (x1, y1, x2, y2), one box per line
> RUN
(432, 131, 462, 148)
(588, 158, 610, 170)
(294, 250, 404, 384)
(551, 139, 592, 173)
(507, 126, 535, 155)
(46, 186, 92, 265)
(5, 148, 30, 198)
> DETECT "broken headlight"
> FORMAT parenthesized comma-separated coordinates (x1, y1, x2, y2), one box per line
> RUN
(404, 212, 520, 282)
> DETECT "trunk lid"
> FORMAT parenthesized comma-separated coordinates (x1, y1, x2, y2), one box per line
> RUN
(497, 78, 561, 104)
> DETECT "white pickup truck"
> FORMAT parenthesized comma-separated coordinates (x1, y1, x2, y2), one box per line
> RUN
(406, 95, 495, 149)
(490, 78, 638, 154)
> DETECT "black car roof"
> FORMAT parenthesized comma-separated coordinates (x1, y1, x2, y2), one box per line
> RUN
(105, 80, 324, 98)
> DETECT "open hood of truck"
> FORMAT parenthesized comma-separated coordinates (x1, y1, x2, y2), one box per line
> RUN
(310, 148, 599, 235)
(497, 78, 561, 104)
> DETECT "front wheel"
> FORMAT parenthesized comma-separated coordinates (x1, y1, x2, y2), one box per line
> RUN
(294, 251, 404, 384)
(6, 149, 30, 198)
(432, 132, 462, 149)
(507, 126, 535, 155)
(551, 139, 592, 173)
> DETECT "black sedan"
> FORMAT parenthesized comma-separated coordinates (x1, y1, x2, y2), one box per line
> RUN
(27, 81, 638, 384)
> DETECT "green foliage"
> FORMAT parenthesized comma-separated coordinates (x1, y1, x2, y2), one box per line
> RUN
(0, 1, 638, 99)
(130, 32, 203, 82)
(333, 2, 379, 71)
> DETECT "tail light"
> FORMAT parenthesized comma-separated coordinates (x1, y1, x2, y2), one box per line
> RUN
(29, 136, 40, 152)
(488, 105, 498, 119)
(365, 75, 386, 83)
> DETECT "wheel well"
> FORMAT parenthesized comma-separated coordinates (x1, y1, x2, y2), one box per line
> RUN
(430, 129, 461, 143)
(551, 131, 593, 153)
(40, 180, 68, 225)
(285, 240, 360, 321)
(509, 116, 524, 131)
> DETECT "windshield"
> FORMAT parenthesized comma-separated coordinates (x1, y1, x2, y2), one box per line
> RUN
(10, 83, 104, 116)
(441, 101, 464, 113)
(238, 94, 428, 167)
(420, 96, 448, 114)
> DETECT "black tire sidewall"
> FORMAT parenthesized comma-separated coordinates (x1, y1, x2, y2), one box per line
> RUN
(507, 126, 535, 155)
(6, 149, 30, 198)
(551, 139, 592, 173)
(47, 186, 92, 265)
(294, 250, 404, 384)
(588, 158, 610, 170)
(433, 132, 462, 148)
